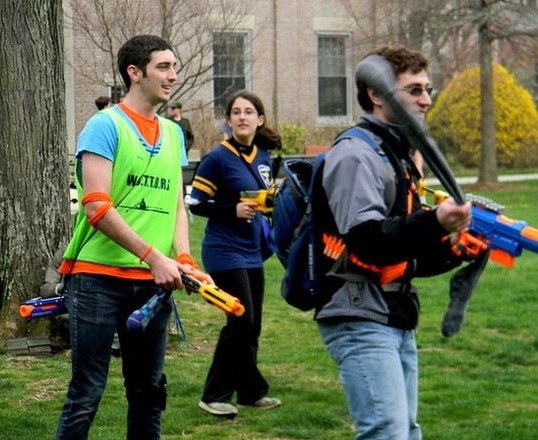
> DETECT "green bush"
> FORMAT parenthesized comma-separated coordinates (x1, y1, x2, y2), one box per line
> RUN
(427, 64, 538, 167)
(306, 125, 346, 146)
(278, 123, 309, 155)
(278, 123, 347, 155)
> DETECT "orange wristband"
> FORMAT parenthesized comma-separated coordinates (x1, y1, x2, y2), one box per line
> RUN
(139, 245, 153, 263)
(176, 252, 197, 267)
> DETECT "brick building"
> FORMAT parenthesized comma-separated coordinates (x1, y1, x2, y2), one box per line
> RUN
(63, 0, 375, 154)
(63, 0, 538, 156)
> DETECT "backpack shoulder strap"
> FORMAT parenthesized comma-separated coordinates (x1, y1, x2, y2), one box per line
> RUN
(308, 153, 326, 194)
(332, 126, 386, 159)
(355, 122, 421, 182)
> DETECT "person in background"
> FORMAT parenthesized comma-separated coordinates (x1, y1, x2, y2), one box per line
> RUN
(39, 245, 70, 351)
(167, 101, 194, 152)
(314, 46, 479, 440)
(94, 95, 111, 111)
(40, 242, 121, 356)
(218, 118, 232, 141)
(37, 193, 80, 351)
(186, 90, 281, 418)
(54, 34, 206, 440)
(216, 106, 232, 141)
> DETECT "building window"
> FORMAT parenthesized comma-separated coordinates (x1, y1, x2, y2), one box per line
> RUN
(212, 32, 249, 112)
(318, 34, 349, 118)
(108, 84, 124, 104)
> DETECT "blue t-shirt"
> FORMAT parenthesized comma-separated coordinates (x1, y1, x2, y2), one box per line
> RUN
(188, 143, 272, 271)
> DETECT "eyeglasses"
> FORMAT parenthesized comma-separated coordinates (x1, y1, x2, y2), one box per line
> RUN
(230, 108, 258, 117)
(398, 86, 433, 97)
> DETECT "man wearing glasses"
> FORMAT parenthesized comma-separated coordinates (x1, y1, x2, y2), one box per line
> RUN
(314, 46, 472, 440)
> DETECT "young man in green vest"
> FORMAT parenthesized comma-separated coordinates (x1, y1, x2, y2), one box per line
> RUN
(55, 35, 205, 440)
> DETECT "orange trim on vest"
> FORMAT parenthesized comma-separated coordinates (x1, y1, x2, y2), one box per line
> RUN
(58, 259, 153, 280)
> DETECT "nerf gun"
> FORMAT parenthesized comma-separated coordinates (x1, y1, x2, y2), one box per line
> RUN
(419, 182, 538, 267)
(240, 188, 278, 214)
(127, 273, 245, 332)
(19, 296, 67, 321)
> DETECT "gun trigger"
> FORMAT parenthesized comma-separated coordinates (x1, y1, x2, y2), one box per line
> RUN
(490, 249, 515, 268)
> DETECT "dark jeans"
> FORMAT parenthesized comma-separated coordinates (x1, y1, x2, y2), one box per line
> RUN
(201, 267, 269, 404)
(55, 274, 171, 440)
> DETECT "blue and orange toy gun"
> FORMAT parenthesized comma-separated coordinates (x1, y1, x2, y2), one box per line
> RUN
(19, 296, 67, 321)
(419, 182, 538, 267)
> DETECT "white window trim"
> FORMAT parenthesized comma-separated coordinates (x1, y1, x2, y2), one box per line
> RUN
(315, 31, 353, 124)
(211, 30, 252, 107)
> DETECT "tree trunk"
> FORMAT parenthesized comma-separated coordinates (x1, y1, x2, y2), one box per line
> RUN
(0, 1, 69, 340)
(477, 0, 498, 183)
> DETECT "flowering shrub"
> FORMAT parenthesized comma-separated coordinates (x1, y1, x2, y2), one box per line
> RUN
(427, 64, 538, 167)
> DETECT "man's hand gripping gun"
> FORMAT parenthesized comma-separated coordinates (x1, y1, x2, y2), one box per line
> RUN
(239, 187, 278, 214)
(419, 182, 538, 267)
(19, 296, 67, 321)
(127, 273, 245, 332)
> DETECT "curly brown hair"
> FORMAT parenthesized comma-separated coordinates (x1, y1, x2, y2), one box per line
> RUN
(356, 46, 429, 113)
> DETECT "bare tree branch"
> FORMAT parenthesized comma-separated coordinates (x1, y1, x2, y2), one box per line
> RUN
(66, 0, 252, 107)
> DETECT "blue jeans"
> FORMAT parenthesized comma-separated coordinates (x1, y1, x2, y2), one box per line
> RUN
(55, 274, 171, 440)
(318, 320, 422, 440)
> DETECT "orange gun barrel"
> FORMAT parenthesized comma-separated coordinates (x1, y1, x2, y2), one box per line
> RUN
(19, 305, 36, 318)
(182, 273, 245, 316)
(199, 285, 245, 317)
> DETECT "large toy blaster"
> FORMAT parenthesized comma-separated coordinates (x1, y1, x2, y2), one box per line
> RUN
(127, 273, 245, 332)
(240, 187, 278, 214)
(418, 181, 538, 268)
(19, 296, 67, 321)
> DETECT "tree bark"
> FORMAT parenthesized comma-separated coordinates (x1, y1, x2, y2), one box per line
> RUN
(0, 1, 69, 339)
(477, 1, 498, 183)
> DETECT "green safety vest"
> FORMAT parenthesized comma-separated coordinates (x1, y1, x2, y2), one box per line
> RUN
(64, 109, 183, 268)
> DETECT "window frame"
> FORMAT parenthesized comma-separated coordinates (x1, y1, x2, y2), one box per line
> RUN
(211, 30, 251, 114)
(108, 84, 124, 104)
(316, 32, 353, 123)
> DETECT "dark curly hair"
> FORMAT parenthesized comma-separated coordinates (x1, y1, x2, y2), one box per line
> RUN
(356, 46, 429, 113)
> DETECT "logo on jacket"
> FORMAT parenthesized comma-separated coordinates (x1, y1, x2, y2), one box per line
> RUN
(258, 164, 271, 187)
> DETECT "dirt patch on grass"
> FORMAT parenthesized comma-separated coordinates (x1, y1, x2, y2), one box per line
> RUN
(23, 377, 65, 402)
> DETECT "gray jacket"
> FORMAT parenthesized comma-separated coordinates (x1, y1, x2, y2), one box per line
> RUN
(315, 116, 458, 329)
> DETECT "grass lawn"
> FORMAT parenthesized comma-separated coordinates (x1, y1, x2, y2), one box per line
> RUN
(1, 181, 537, 439)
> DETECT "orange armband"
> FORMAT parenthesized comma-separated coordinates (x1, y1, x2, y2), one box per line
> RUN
(81, 192, 112, 205)
(82, 192, 113, 228)
(87, 202, 113, 227)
